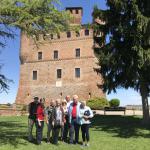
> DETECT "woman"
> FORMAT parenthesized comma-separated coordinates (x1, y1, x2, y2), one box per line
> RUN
(52, 99, 64, 144)
(36, 98, 45, 145)
(45, 99, 55, 143)
(61, 99, 68, 142)
(79, 101, 93, 147)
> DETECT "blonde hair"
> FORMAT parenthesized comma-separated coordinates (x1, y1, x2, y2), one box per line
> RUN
(81, 101, 86, 105)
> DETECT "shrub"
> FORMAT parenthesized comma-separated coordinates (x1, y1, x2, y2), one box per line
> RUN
(87, 97, 109, 110)
(109, 99, 120, 107)
(21, 105, 27, 111)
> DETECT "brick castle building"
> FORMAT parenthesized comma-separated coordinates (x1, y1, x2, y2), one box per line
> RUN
(15, 7, 105, 105)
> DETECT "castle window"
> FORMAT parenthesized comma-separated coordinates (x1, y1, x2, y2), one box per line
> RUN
(57, 69, 62, 79)
(70, 10, 73, 13)
(76, 31, 80, 37)
(75, 68, 80, 78)
(85, 29, 89, 36)
(75, 48, 80, 58)
(54, 50, 58, 59)
(33, 71, 37, 80)
(67, 31, 71, 38)
(75, 9, 79, 14)
(38, 52, 42, 60)
(50, 34, 53, 39)
(57, 34, 60, 39)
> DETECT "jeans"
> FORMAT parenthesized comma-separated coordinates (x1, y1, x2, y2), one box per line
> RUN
(69, 119, 80, 144)
(52, 126, 61, 144)
(28, 118, 35, 141)
(47, 121, 53, 142)
(81, 124, 90, 142)
(63, 122, 69, 141)
(36, 121, 44, 144)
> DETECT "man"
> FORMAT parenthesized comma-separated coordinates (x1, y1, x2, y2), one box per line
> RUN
(66, 95, 72, 110)
(52, 99, 64, 145)
(28, 96, 39, 142)
(68, 95, 81, 144)
(62, 95, 71, 142)
(45, 99, 55, 143)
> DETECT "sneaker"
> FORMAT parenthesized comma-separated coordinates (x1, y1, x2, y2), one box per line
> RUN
(86, 143, 90, 147)
(82, 143, 86, 146)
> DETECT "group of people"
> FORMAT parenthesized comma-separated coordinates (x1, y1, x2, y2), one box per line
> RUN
(28, 95, 94, 146)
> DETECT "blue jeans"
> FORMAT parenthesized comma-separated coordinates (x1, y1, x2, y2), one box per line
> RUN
(36, 121, 44, 144)
(69, 119, 80, 144)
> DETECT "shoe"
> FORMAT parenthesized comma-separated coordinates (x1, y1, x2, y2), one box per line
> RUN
(86, 143, 90, 147)
(82, 143, 86, 146)
(47, 141, 50, 144)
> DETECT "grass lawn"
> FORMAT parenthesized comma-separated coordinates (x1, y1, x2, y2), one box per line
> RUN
(0, 115, 150, 150)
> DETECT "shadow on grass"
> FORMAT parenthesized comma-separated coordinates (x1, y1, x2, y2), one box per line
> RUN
(0, 120, 28, 147)
(91, 115, 150, 138)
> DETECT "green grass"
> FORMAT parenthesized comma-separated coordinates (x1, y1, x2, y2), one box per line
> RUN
(0, 115, 150, 150)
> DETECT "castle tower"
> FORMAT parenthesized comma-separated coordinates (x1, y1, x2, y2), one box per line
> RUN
(15, 7, 105, 105)
(66, 7, 83, 24)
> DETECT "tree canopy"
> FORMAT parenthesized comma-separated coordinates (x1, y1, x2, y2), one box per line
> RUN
(0, 0, 70, 92)
(93, 0, 150, 123)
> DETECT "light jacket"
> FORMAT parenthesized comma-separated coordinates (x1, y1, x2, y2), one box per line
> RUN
(79, 106, 93, 125)
(68, 101, 81, 125)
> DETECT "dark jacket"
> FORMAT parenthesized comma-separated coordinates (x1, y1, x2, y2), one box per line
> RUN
(28, 102, 38, 120)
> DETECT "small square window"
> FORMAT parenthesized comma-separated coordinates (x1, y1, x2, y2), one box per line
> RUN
(33, 71, 37, 80)
(76, 48, 80, 58)
(54, 50, 58, 59)
(75, 68, 80, 78)
(38, 52, 42, 60)
(67, 31, 71, 38)
(57, 69, 62, 79)
(75, 9, 79, 14)
(85, 29, 89, 36)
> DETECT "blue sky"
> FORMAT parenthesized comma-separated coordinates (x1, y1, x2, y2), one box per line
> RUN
(0, 0, 149, 105)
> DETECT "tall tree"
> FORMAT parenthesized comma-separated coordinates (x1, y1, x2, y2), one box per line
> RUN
(93, 0, 150, 123)
(0, 0, 70, 92)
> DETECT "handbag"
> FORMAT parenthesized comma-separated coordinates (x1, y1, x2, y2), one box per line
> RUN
(84, 110, 90, 116)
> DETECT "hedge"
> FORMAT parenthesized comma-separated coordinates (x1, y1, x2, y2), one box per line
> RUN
(87, 97, 109, 110)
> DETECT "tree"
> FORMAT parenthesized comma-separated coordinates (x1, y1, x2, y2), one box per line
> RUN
(93, 0, 150, 123)
(0, 0, 70, 92)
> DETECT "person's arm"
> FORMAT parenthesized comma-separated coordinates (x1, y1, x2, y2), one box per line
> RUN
(61, 107, 65, 126)
(51, 108, 55, 126)
(45, 109, 49, 124)
(36, 106, 41, 126)
(88, 107, 94, 118)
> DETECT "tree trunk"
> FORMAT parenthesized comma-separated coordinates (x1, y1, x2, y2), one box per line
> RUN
(140, 81, 149, 124)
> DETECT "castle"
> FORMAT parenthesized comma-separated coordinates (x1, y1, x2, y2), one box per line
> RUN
(15, 7, 105, 105)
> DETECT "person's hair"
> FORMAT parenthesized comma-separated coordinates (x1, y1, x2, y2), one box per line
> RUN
(62, 99, 67, 106)
(40, 98, 45, 108)
(73, 95, 78, 100)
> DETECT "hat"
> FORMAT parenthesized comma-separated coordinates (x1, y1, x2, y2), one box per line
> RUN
(33, 96, 39, 100)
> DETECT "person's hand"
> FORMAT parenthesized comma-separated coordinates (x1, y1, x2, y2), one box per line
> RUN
(83, 116, 89, 121)
(46, 120, 49, 124)
(61, 122, 64, 126)
(38, 121, 41, 127)
(52, 121, 54, 127)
